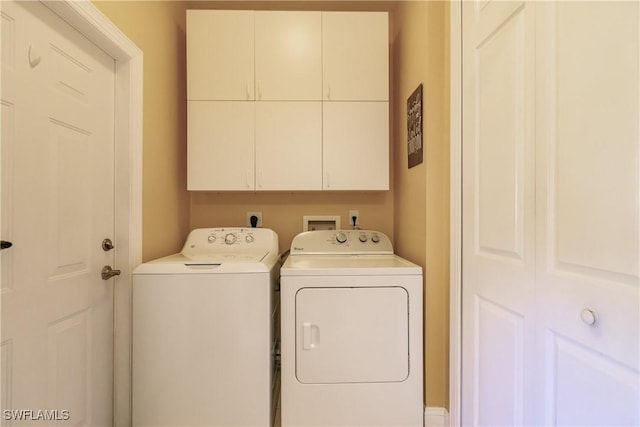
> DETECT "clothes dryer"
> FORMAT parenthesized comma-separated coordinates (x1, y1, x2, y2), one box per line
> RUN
(280, 230, 423, 427)
(132, 228, 280, 427)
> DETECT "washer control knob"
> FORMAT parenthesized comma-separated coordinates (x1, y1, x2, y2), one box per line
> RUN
(336, 232, 347, 244)
(245, 234, 255, 243)
(224, 233, 237, 245)
(208, 235, 216, 243)
(359, 234, 368, 243)
(371, 233, 380, 243)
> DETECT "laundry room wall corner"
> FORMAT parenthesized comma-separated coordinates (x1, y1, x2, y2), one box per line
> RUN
(392, 0, 451, 410)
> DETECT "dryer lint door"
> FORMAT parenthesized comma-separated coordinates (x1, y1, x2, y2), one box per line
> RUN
(295, 286, 409, 384)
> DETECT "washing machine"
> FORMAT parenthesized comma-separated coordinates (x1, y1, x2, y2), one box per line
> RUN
(132, 227, 280, 427)
(280, 230, 424, 427)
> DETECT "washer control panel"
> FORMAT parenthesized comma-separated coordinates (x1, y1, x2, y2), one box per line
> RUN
(290, 230, 393, 255)
(182, 228, 278, 256)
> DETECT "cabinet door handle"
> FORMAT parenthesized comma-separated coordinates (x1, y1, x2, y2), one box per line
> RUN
(257, 81, 261, 100)
(246, 170, 252, 189)
(246, 82, 251, 100)
(327, 84, 331, 100)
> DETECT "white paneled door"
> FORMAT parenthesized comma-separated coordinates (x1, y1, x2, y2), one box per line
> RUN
(462, 1, 639, 426)
(1, 1, 115, 425)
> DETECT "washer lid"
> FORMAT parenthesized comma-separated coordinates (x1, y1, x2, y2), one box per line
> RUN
(281, 254, 421, 276)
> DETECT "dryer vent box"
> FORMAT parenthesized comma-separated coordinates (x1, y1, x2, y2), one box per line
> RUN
(303, 215, 341, 231)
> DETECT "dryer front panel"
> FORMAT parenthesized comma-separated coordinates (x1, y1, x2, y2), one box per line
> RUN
(295, 286, 409, 384)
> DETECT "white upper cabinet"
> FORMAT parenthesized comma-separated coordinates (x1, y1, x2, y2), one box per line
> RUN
(323, 102, 389, 190)
(187, 10, 254, 101)
(322, 11, 389, 190)
(255, 12, 322, 101)
(256, 102, 322, 190)
(322, 12, 389, 101)
(187, 101, 255, 190)
(186, 10, 389, 191)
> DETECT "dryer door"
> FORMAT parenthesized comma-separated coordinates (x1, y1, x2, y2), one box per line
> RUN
(295, 286, 409, 384)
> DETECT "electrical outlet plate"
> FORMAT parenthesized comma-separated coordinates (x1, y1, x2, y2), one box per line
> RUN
(246, 211, 262, 228)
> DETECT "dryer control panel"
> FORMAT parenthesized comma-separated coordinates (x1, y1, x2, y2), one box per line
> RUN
(290, 230, 393, 255)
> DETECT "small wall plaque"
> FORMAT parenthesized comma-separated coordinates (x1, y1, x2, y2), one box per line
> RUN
(407, 83, 423, 168)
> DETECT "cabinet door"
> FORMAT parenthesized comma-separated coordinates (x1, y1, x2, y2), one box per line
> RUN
(322, 12, 389, 101)
(187, 10, 254, 101)
(255, 12, 322, 101)
(187, 101, 255, 191)
(323, 102, 389, 190)
(255, 102, 322, 190)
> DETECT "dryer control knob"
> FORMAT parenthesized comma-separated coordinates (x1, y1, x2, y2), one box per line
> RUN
(359, 234, 368, 242)
(336, 232, 347, 244)
(371, 234, 380, 243)
(224, 233, 237, 245)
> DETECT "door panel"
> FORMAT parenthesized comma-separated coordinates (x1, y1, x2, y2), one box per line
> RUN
(462, 1, 536, 425)
(546, 332, 639, 427)
(48, 121, 91, 279)
(474, 7, 527, 259)
(1, 1, 115, 425)
(47, 311, 91, 424)
(475, 297, 524, 427)
(551, 1, 639, 278)
(535, 2, 639, 425)
(463, 1, 640, 426)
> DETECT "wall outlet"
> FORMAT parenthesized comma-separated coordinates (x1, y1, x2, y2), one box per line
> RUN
(349, 210, 359, 228)
(247, 211, 262, 228)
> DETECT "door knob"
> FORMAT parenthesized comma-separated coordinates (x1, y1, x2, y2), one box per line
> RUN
(0, 241, 13, 250)
(581, 308, 597, 326)
(102, 238, 114, 251)
(101, 265, 121, 280)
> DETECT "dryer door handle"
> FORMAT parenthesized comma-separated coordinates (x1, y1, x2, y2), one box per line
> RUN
(302, 322, 319, 350)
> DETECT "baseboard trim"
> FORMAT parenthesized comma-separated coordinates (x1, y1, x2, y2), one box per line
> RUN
(425, 407, 449, 427)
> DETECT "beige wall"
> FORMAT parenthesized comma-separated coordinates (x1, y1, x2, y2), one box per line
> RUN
(94, 0, 450, 411)
(94, 0, 191, 262)
(186, 0, 396, 253)
(192, 192, 393, 255)
(392, 1, 450, 408)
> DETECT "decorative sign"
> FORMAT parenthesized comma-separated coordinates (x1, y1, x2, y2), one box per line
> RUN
(407, 84, 423, 168)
